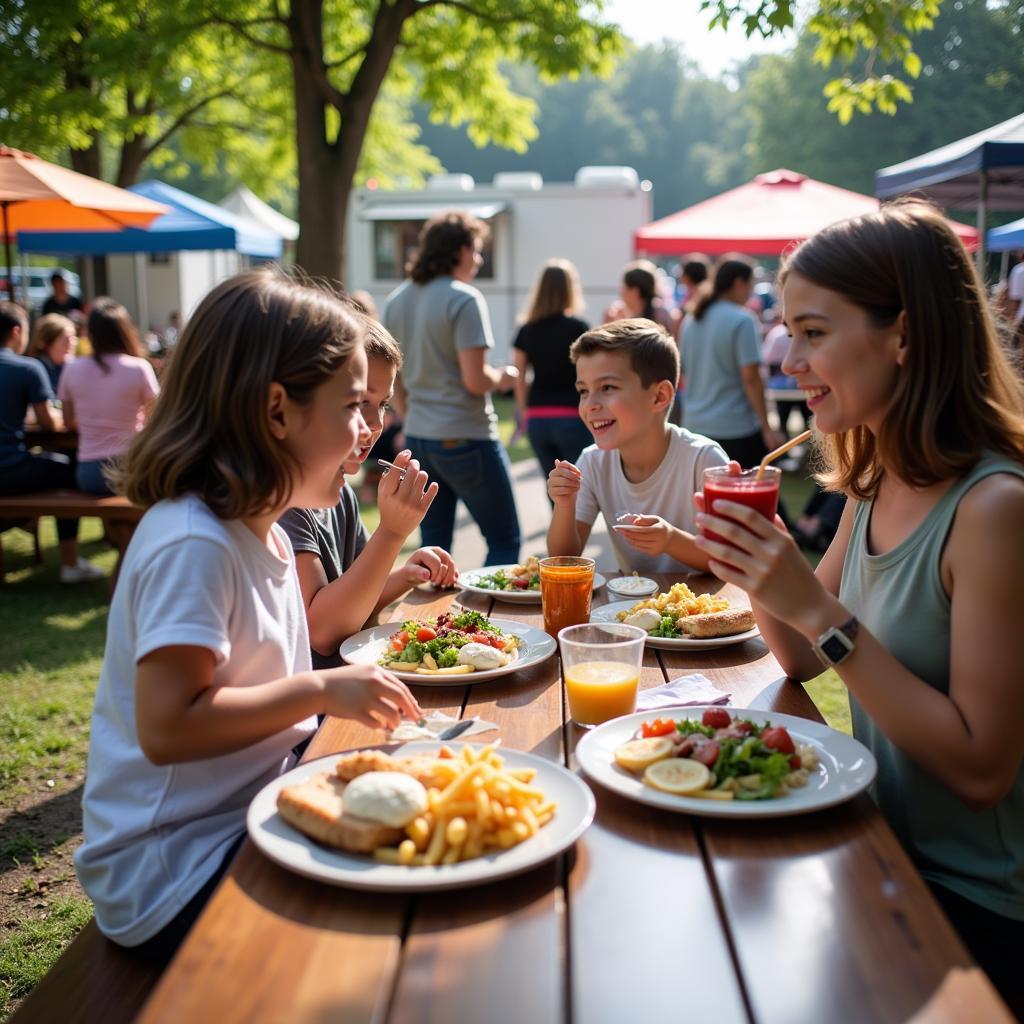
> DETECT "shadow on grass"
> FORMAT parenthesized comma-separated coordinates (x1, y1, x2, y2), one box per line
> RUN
(0, 782, 84, 877)
(1, 576, 109, 671)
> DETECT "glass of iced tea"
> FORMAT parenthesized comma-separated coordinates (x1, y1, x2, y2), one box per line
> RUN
(559, 623, 645, 728)
(701, 465, 781, 544)
(539, 556, 595, 638)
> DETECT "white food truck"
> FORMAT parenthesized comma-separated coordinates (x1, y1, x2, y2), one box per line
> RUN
(345, 167, 652, 360)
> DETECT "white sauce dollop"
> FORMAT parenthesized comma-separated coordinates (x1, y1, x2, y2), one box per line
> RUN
(457, 642, 508, 670)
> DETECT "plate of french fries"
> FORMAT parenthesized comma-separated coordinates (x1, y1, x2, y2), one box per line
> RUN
(247, 742, 596, 890)
(339, 619, 556, 684)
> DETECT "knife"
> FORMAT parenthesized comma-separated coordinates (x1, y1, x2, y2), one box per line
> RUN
(437, 719, 476, 741)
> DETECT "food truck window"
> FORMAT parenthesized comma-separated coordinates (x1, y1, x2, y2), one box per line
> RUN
(373, 221, 494, 280)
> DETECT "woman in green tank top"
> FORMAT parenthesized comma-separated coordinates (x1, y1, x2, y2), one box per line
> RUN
(694, 201, 1024, 1016)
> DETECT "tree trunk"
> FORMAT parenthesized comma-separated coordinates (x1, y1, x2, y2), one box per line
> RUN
(289, 0, 344, 283)
(116, 135, 149, 189)
(68, 142, 108, 296)
(288, 0, 412, 286)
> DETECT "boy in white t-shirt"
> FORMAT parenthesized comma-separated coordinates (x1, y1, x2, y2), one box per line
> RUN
(547, 318, 727, 574)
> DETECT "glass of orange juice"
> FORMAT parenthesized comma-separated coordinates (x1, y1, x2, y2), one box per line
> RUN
(559, 623, 646, 729)
(539, 556, 595, 638)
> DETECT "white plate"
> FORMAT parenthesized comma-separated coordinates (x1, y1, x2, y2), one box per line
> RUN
(247, 744, 596, 891)
(590, 600, 761, 650)
(458, 565, 606, 604)
(339, 618, 556, 684)
(576, 707, 876, 819)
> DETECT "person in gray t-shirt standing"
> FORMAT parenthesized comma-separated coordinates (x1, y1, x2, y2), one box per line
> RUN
(682, 259, 785, 469)
(384, 211, 521, 564)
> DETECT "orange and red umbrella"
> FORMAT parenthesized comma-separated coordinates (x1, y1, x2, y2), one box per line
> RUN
(0, 146, 168, 300)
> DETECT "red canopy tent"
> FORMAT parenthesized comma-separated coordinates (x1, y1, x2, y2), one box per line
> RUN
(635, 168, 978, 255)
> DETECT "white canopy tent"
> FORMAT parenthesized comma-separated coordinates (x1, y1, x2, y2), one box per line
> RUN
(219, 186, 298, 242)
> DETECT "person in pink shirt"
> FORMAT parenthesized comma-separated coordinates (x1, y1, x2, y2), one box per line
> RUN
(59, 298, 159, 495)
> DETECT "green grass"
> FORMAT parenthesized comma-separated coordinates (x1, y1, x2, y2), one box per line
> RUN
(0, 518, 111, 1021)
(0, 519, 112, 809)
(0, 897, 93, 1009)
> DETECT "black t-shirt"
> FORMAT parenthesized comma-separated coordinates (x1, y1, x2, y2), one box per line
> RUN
(278, 484, 369, 669)
(512, 314, 589, 407)
(42, 294, 83, 317)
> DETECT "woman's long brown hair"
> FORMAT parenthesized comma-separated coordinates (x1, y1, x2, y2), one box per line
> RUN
(780, 200, 1024, 499)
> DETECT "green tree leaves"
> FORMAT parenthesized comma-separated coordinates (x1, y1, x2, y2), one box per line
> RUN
(704, 0, 943, 119)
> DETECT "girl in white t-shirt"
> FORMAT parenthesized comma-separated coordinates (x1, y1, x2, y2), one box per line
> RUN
(75, 268, 429, 963)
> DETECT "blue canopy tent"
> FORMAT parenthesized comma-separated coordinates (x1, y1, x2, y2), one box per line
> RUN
(16, 181, 282, 329)
(875, 112, 1024, 269)
(16, 180, 282, 258)
(988, 215, 1024, 253)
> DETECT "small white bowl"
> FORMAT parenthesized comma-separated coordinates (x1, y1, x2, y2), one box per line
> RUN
(606, 576, 658, 598)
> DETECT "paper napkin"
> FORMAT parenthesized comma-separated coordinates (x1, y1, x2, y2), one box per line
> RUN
(635, 674, 731, 711)
(389, 709, 499, 742)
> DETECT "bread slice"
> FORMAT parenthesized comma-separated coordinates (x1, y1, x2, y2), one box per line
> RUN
(276, 772, 403, 853)
(675, 608, 756, 639)
(335, 749, 452, 788)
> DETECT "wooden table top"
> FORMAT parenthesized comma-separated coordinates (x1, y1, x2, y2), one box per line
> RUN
(137, 572, 1009, 1023)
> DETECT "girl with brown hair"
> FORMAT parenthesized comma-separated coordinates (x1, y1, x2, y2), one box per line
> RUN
(512, 258, 592, 483)
(75, 268, 422, 965)
(694, 201, 1024, 1013)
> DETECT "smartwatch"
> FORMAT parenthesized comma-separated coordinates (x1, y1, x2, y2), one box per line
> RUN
(811, 616, 859, 667)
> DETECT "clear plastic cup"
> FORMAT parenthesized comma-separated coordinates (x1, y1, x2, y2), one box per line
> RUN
(559, 623, 646, 728)
(701, 465, 781, 544)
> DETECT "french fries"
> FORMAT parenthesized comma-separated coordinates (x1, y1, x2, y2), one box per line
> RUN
(415, 664, 474, 676)
(372, 742, 556, 867)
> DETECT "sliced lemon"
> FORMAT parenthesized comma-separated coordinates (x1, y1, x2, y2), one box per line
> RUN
(613, 737, 674, 773)
(643, 758, 711, 795)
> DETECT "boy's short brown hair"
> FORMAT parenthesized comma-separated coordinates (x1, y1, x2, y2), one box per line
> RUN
(357, 313, 402, 370)
(570, 318, 679, 388)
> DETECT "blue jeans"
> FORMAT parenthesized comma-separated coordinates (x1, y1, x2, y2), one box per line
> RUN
(526, 417, 592, 500)
(406, 437, 520, 565)
(76, 458, 115, 496)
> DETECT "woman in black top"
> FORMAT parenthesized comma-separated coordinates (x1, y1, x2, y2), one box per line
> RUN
(512, 259, 591, 488)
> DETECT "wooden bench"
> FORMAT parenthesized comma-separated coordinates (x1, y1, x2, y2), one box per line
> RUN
(8, 921, 163, 1024)
(0, 490, 144, 585)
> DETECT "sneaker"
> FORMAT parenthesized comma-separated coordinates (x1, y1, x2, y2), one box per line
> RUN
(60, 558, 106, 584)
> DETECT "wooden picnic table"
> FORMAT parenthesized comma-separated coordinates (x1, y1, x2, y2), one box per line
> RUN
(23, 422, 79, 454)
(136, 572, 1009, 1023)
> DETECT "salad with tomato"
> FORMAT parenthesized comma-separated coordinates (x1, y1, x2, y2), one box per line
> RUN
(614, 709, 818, 801)
(470, 557, 541, 593)
(378, 610, 520, 674)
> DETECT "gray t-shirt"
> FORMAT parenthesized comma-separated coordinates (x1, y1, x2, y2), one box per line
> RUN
(682, 301, 762, 441)
(575, 425, 728, 574)
(278, 484, 369, 669)
(383, 276, 499, 441)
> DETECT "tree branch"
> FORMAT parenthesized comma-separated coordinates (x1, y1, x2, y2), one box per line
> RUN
(325, 44, 367, 70)
(141, 88, 236, 158)
(211, 16, 292, 55)
(415, 0, 537, 26)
